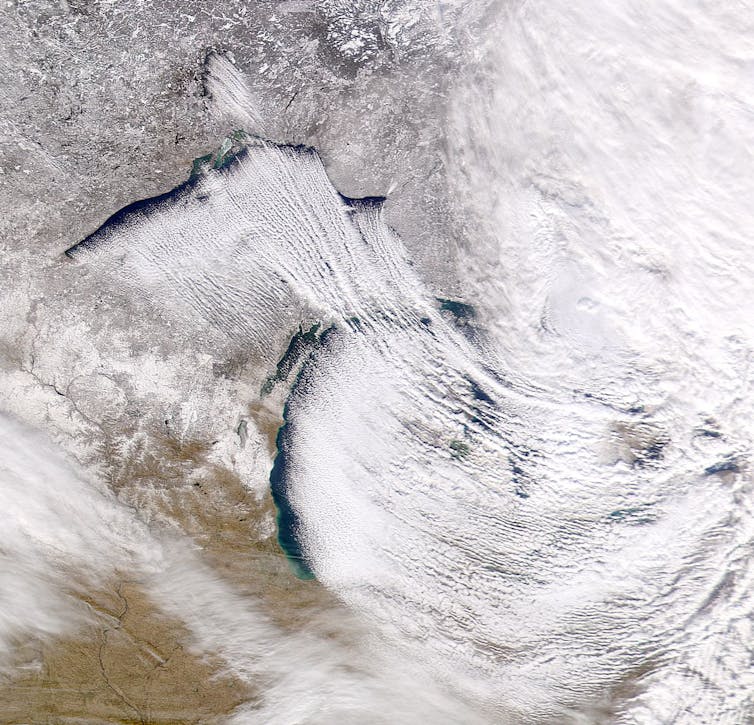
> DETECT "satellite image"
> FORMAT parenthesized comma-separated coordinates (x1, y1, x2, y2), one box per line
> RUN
(0, 1, 752, 723)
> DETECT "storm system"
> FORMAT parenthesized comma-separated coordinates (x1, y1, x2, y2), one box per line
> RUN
(0, 1, 752, 723)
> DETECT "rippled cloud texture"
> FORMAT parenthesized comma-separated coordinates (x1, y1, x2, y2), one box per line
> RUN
(3, 1, 753, 723)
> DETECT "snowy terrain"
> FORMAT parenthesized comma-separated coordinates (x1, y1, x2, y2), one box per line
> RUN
(1, 1, 752, 723)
